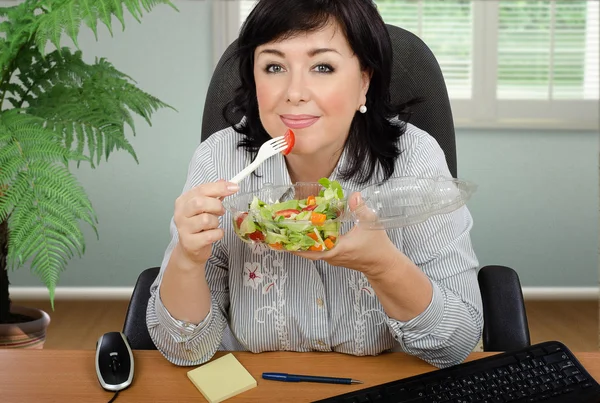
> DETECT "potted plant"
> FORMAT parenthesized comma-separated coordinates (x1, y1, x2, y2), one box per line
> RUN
(0, 0, 174, 348)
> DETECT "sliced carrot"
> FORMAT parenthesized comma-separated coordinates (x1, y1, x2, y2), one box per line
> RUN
(310, 212, 327, 226)
(306, 195, 316, 206)
(324, 238, 335, 250)
(327, 235, 336, 242)
(309, 244, 323, 251)
(307, 232, 318, 241)
(269, 242, 283, 250)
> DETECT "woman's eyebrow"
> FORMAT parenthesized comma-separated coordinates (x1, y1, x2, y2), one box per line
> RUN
(257, 48, 341, 58)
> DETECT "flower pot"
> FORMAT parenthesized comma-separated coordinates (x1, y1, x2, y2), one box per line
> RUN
(0, 305, 51, 349)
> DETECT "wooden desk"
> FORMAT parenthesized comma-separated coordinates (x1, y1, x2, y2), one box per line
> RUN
(1, 350, 599, 402)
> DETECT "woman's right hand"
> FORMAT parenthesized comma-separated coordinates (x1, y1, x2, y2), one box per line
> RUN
(173, 180, 240, 269)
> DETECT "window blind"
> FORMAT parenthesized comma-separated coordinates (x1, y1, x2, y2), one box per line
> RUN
(375, 0, 473, 99)
(497, 0, 599, 100)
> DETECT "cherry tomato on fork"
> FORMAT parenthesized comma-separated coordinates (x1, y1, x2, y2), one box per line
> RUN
(282, 129, 295, 155)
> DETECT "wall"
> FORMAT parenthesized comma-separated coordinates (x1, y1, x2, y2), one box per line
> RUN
(5, 2, 599, 290)
(457, 129, 598, 287)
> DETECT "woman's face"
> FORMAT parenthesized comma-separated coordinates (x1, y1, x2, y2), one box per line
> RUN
(253, 20, 370, 157)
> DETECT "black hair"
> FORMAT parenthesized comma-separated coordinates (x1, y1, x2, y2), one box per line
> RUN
(223, 0, 419, 184)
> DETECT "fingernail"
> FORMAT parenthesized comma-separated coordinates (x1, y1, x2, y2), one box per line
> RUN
(227, 184, 240, 192)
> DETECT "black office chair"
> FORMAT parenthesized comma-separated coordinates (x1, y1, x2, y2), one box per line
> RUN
(123, 25, 531, 352)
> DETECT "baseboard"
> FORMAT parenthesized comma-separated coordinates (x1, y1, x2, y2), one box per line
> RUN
(7, 286, 599, 301)
(522, 287, 598, 300)
(9, 287, 134, 300)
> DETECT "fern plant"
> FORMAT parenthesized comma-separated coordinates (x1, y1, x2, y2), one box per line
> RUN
(0, 0, 175, 324)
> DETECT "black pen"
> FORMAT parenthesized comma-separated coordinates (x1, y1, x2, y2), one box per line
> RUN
(262, 372, 363, 385)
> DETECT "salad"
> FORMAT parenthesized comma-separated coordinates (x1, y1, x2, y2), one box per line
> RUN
(233, 178, 345, 251)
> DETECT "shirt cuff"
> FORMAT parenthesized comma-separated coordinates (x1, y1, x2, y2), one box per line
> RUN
(387, 280, 445, 338)
(154, 292, 213, 343)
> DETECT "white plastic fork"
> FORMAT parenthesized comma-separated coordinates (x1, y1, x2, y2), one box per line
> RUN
(229, 136, 289, 184)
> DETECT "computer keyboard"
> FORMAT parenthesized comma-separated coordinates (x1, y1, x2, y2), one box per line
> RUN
(313, 341, 600, 403)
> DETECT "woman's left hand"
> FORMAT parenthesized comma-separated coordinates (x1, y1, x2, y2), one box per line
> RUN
(293, 192, 401, 276)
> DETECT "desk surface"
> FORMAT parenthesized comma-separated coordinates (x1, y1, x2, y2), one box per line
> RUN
(1, 350, 599, 402)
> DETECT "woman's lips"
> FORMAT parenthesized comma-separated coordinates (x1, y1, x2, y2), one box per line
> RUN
(280, 115, 320, 129)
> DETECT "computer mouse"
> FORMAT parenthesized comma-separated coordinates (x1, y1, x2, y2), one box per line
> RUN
(95, 331, 134, 391)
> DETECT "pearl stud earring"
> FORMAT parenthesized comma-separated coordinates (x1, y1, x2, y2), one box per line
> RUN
(359, 105, 367, 114)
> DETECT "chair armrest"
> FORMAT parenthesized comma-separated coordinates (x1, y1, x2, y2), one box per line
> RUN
(122, 267, 160, 350)
(478, 265, 531, 352)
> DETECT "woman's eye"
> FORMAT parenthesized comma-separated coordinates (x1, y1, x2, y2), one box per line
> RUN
(266, 64, 284, 74)
(313, 64, 334, 73)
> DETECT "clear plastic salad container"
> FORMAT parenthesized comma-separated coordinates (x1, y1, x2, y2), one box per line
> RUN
(223, 179, 346, 252)
(223, 176, 476, 251)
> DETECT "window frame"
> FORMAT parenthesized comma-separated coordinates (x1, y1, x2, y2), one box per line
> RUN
(214, 0, 599, 131)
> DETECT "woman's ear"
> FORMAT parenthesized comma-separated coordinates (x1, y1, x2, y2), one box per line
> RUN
(359, 69, 372, 107)
(361, 69, 372, 94)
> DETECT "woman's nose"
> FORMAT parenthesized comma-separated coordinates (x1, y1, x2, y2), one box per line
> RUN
(286, 71, 310, 105)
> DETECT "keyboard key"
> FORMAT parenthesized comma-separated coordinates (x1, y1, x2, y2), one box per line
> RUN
(410, 386, 426, 398)
(514, 390, 527, 399)
(558, 360, 575, 370)
(563, 367, 580, 377)
(448, 389, 461, 398)
(532, 368, 544, 377)
(531, 358, 545, 367)
(531, 348, 546, 357)
(520, 370, 534, 380)
(367, 391, 384, 401)
(384, 385, 410, 401)
(507, 364, 521, 374)
(520, 361, 534, 370)
(543, 344, 563, 354)
(426, 383, 441, 395)
(543, 352, 569, 364)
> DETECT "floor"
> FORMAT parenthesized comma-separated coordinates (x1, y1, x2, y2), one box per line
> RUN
(9, 299, 598, 352)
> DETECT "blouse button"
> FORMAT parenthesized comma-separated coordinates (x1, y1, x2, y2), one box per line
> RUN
(316, 340, 326, 347)
(316, 298, 324, 307)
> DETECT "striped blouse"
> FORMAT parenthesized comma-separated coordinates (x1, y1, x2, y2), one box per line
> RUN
(146, 122, 483, 369)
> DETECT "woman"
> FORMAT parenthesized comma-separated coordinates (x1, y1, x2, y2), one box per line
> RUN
(147, 0, 483, 369)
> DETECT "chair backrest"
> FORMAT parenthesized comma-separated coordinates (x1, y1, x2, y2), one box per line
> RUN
(201, 24, 458, 177)
(122, 267, 160, 349)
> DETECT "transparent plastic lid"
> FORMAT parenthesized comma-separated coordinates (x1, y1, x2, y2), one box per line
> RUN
(350, 176, 478, 230)
(224, 176, 477, 238)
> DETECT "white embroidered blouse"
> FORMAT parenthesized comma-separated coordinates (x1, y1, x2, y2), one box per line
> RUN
(146, 122, 483, 369)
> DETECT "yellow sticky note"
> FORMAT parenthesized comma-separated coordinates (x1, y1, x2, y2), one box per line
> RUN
(187, 353, 257, 403)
